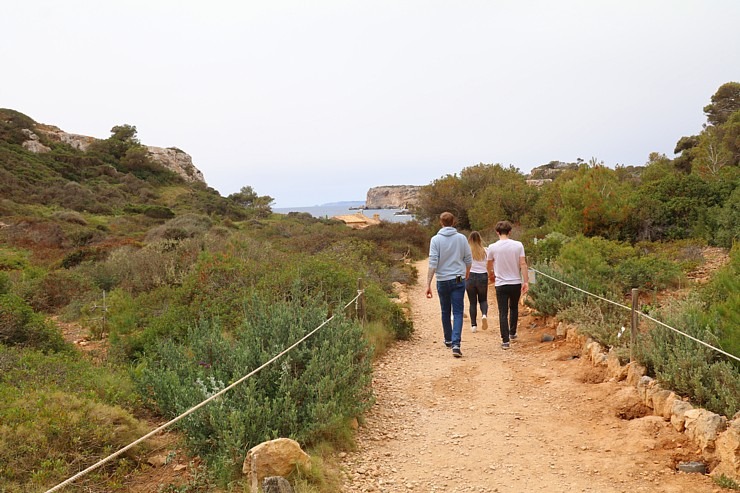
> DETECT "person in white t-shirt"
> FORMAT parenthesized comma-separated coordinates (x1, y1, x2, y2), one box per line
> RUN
(466, 231, 492, 333)
(487, 221, 529, 350)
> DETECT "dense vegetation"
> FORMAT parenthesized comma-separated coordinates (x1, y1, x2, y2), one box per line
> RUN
(412, 82, 739, 417)
(1, 81, 738, 492)
(0, 112, 428, 492)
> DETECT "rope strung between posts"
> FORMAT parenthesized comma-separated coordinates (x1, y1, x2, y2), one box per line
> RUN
(45, 290, 365, 493)
(531, 268, 740, 364)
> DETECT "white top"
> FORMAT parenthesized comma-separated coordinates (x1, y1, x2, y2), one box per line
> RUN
(487, 239, 525, 286)
(470, 247, 489, 274)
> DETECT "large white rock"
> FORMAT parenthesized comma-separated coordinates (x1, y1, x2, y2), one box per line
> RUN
(684, 408, 728, 452)
(147, 146, 205, 183)
(243, 438, 311, 493)
(712, 418, 740, 481)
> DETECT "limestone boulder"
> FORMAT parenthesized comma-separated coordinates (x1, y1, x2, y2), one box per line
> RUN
(606, 350, 628, 381)
(147, 146, 206, 184)
(670, 400, 694, 432)
(649, 389, 676, 419)
(243, 438, 311, 493)
(636, 375, 656, 404)
(625, 362, 646, 387)
(684, 409, 728, 452)
(711, 418, 740, 481)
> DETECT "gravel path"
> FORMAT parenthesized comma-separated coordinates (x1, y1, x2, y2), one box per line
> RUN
(338, 260, 721, 493)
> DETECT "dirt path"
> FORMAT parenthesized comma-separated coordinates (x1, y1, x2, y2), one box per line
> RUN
(339, 260, 721, 493)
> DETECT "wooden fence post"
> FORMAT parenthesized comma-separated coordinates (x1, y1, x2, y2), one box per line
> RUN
(357, 278, 366, 324)
(631, 288, 639, 362)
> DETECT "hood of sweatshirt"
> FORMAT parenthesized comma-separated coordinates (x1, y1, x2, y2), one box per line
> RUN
(437, 226, 458, 236)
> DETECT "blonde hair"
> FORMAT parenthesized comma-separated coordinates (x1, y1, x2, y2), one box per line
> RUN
(468, 231, 487, 261)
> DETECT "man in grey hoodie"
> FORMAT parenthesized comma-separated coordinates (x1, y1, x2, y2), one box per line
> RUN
(426, 212, 473, 357)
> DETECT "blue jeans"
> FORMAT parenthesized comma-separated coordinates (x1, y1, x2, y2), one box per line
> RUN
(437, 277, 466, 347)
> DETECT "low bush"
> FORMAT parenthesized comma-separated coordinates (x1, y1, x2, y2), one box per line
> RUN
(144, 213, 213, 242)
(558, 299, 630, 351)
(0, 388, 147, 492)
(527, 264, 592, 316)
(50, 210, 88, 225)
(0, 294, 67, 352)
(699, 246, 740, 359)
(614, 255, 681, 291)
(26, 269, 94, 312)
(0, 247, 29, 270)
(134, 294, 374, 485)
(635, 297, 739, 417)
(0, 345, 145, 492)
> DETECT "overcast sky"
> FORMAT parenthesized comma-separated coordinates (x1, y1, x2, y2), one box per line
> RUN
(3, 1, 739, 207)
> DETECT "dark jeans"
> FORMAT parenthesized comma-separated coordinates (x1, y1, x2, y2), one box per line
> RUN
(495, 283, 522, 343)
(437, 277, 466, 347)
(465, 272, 488, 326)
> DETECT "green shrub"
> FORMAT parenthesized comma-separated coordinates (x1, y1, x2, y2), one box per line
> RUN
(558, 299, 630, 350)
(25, 269, 94, 312)
(0, 344, 145, 492)
(699, 246, 740, 361)
(635, 297, 740, 417)
(0, 247, 29, 270)
(50, 210, 88, 225)
(134, 294, 374, 485)
(614, 254, 681, 291)
(0, 272, 10, 295)
(527, 264, 592, 316)
(106, 286, 194, 361)
(527, 231, 570, 263)
(0, 388, 147, 492)
(145, 213, 213, 242)
(0, 294, 67, 352)
(0, 345, 140, 407)
(101, 238, 200, 295)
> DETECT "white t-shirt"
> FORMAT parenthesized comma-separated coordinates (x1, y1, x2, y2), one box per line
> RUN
(487, 239, 525, 286)
(470, 247, 489, 274)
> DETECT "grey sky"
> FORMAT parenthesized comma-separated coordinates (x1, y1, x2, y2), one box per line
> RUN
(3, 1, 739, 207)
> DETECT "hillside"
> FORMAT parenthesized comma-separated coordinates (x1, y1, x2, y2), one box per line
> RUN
(0, 108, 434, 493)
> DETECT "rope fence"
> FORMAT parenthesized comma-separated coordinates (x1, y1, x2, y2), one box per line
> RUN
(530, 268, 740, 364)
(45, 288, 366, 493)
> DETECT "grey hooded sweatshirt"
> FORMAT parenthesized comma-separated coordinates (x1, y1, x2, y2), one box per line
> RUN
(428, 226, 473, 282)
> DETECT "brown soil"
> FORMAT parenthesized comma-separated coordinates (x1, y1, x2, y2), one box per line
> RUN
(338, 260, 722, 493)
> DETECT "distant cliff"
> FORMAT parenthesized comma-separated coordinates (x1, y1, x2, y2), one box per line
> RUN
(365, 185, 421, 209)
(25, 123, 206, 185)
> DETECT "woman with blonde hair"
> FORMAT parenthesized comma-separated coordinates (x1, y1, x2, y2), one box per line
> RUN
(466, 231, 491, 332)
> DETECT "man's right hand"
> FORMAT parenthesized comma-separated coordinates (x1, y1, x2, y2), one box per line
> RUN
(426, 287, 433, 299)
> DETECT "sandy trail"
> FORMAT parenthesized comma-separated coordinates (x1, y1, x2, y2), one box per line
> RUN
(339, 260, 720, 493)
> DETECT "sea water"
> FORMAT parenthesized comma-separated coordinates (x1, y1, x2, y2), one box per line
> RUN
(273, 204, 413, 223)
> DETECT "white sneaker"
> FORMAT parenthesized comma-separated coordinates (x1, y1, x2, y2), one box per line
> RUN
(481, 315, 488, 331)
(471, 325, 477, 333)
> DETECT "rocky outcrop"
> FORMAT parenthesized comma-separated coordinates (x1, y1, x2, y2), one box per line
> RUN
(21, 129, 51, 153)
(365, 185, 421, 209)
(146, 146, 205, 184)
(26, 124, 206, 184)
(572, 324, 739, 480)
(35, 124, 96, 151)
(528, 160, 579, 180)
